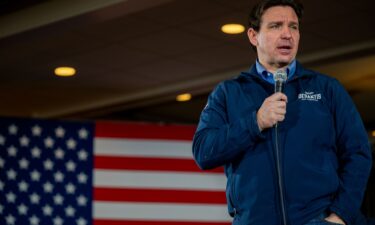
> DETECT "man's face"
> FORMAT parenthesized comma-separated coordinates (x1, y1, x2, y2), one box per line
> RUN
(248, 6, 300, 70)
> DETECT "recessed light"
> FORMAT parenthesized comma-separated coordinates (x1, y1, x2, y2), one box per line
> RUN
(54, 67, 76, 77)
(221, 24, 245, 34)
(176, 93, 192, 102)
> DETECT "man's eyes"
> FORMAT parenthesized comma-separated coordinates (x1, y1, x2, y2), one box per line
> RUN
(268, 24, 299, 30)
(290, 24, 299, 30)
(269, 24, 281, 29)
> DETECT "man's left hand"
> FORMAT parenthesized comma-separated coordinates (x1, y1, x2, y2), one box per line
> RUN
(324, 213, 346, 225)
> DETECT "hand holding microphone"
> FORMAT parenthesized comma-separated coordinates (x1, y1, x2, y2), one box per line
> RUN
(256, 70, 288, 131)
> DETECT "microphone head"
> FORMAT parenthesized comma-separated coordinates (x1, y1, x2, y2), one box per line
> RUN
(274, 69, 287, 83)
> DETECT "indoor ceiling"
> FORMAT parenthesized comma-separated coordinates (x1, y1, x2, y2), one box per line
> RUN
(1, 0, 375, 129)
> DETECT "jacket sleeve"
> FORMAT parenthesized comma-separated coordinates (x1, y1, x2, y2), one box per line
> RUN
(328, 79, 372, 225)
(192, 82, 265, 170)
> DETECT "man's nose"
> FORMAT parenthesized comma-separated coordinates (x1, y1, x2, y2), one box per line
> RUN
(281, 26, 292, 39)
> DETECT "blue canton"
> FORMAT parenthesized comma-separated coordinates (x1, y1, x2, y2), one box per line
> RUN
(0, 117, 94, 225)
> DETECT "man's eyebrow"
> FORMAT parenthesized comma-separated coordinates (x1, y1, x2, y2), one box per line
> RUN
(289, 21, 299, 25)
(267, 21, 283, 25)
(266, 21, 299, 26)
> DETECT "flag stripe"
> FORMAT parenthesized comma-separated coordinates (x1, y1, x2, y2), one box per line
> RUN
(94, 170, 226, 191)
(94, 220, 231, 225)
(94, 138, 193, 159)
(95, 121, 196, 140)
(94, 187, 227, 204)
(94, 156, 223, 173)
(93, 202, 232, 221)
(0, 118, 230, 224)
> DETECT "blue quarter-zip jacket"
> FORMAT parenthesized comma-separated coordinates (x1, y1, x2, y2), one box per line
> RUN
(192, 62, 372, 225)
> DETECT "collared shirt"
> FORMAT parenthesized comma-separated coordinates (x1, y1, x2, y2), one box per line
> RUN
(255, 59, 296, 84)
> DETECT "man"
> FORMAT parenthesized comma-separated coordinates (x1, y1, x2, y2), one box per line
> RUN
(192, 0, 372, 225)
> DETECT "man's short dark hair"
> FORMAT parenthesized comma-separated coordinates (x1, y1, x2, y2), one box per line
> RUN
(248, 0, 304, 31)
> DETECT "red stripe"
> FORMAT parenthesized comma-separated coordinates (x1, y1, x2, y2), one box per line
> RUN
(94, 187, 227, 204)
(95, 220, 230, 225)
(94, 156, 224, 173)
(95, 121, 196, 140)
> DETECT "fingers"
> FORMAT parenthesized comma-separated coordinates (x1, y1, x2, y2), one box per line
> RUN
(268, 92, 288, 102)
(275, 114, 285, 122)
(268, 109, 286, 123)
(273, 100, 287, 110)
(263, 94, 287, 111)
(256, 93, 288, 131)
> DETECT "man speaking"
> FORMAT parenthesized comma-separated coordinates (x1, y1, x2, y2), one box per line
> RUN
(192, 0, 372, 224)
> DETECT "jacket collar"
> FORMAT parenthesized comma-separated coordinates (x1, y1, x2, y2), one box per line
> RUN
(239, 60, 316, 82)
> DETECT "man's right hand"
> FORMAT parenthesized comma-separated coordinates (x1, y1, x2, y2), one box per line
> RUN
(257, 92, 288, 131)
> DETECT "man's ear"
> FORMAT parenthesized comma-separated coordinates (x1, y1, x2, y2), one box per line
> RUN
(247, 28, 258, 47)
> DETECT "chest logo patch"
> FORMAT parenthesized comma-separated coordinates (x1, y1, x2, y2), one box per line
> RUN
(298, 91, 322, 101)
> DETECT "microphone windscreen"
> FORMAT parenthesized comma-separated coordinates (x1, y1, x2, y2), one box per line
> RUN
(274, 69, 287, 83)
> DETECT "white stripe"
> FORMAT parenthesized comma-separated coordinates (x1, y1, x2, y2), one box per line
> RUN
(94, 138, 193, 159)
(93, 201, 232, 222)
(94, 169, 226, 191)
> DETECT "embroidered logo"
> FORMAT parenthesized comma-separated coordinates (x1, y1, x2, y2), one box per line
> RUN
(298, 91, 321, 101)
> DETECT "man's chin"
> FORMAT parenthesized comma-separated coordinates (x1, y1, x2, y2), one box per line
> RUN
(277, 57, 295, 66)
(276, 61, 292, 68)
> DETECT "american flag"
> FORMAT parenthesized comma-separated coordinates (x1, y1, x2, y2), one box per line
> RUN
(0, 117, 230, 225)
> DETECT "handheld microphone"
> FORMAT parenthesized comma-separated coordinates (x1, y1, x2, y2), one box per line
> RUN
(272, 69, 288, 225)
(273, 69, 287, 128)
(273, 69, 287, 93)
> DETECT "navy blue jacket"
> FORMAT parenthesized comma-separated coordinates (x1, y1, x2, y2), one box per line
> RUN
(192, 62, 372, 225)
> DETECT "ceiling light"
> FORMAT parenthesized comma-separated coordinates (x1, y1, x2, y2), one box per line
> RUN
(176, 93, 192, 102)
(54, 67, 76, 77)
(221, 24, 245, 34)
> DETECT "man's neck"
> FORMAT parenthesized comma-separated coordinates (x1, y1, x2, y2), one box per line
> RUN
(255, 59, 297, 85)
(258, 61, 290, 74)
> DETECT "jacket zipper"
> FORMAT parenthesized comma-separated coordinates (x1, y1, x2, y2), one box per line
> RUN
(245, 71, 294, 224)
(275, 124, 287, 225)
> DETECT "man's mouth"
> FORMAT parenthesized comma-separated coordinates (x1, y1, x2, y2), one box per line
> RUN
(277, 45, 293, 54)
(277, 45, 292, 50)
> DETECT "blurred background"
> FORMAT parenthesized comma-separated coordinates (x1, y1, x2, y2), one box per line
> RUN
(1, 0, 375, 220)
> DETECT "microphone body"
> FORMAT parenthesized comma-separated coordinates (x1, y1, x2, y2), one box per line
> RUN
(275, 80, 284, 93)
